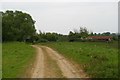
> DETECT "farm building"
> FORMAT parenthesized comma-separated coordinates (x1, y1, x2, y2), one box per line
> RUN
(87, 36, 113, 42)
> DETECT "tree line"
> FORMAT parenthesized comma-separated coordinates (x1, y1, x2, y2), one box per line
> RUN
(2, 10, 118, 43)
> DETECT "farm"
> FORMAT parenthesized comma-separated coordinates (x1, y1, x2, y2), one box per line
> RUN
(1, 8, 119, 79)
(2, 41, 118, 78)
(40, 41, 118, 78)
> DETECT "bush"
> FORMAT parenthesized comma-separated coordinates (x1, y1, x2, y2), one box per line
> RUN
(37, 38, 48, 43)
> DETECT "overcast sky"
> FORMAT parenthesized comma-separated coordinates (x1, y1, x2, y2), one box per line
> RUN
(0, 1, 118, 34)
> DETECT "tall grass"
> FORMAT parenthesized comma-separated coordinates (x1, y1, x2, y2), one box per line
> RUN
(41, 42, 118, 78)
(3, 42, 35, 78)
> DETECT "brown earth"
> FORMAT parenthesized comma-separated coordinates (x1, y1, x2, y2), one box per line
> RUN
(31, 45, 88, 78)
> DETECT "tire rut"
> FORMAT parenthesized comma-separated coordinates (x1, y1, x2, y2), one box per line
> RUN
(31, 45, 88, 78)
(42, 46, 81, 78)
(31, 45, 44, 78)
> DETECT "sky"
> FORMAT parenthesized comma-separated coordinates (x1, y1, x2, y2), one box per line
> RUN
(0, 0, 118, 35)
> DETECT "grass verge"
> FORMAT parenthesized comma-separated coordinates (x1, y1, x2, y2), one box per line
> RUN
(0, 43, 2, 78)
(2, 42, 35, 78)
(40, 41, 118, 78)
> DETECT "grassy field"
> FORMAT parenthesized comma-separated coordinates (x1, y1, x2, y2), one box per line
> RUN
(40, 41, 118, 78)
(0, 43, 2, 78)
(2, 42, 36, 78)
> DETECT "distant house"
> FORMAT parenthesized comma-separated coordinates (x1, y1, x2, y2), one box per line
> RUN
(87, 36, 113, 42)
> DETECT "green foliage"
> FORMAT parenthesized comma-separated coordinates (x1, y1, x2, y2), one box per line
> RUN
(2, 42, 36, 78)
(68, 31, 76, 42)
(2, 10, 36, 42)
(68, 27, 89, 42)
(45, 33, 58, 41)
(37, 32, 68, 42)
(102, 32, 111, 36)
(37, 27, 90, 42)
(41, 42, 118, 78)
(0, 43, 1, 78)
(79, 27, 89, 38)
(38, 32, 57, 42)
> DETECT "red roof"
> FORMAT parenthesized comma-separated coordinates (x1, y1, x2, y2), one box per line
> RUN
(87, 36, 112, 39)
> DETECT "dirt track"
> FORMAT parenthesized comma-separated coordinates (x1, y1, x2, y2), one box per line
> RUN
(31, 45, 44, 78)
(31, 45, 87, 78)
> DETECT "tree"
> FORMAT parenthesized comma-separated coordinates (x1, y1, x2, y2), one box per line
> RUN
(2, 10, 36, 42)
(102, 32, 111, 36)
(94, 33, 97, 35)
(68, 31, 75, 42)
(68, 27, 89, 42)
(45, 33, 57, 41)
(90, 32, 94, 36)
(79, 27, 89, 38)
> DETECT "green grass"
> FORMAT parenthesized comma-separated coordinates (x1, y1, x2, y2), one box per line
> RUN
(40, 41, 118, 78)
(0, 43, 2, 78)
(3, 42, 36, 78)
